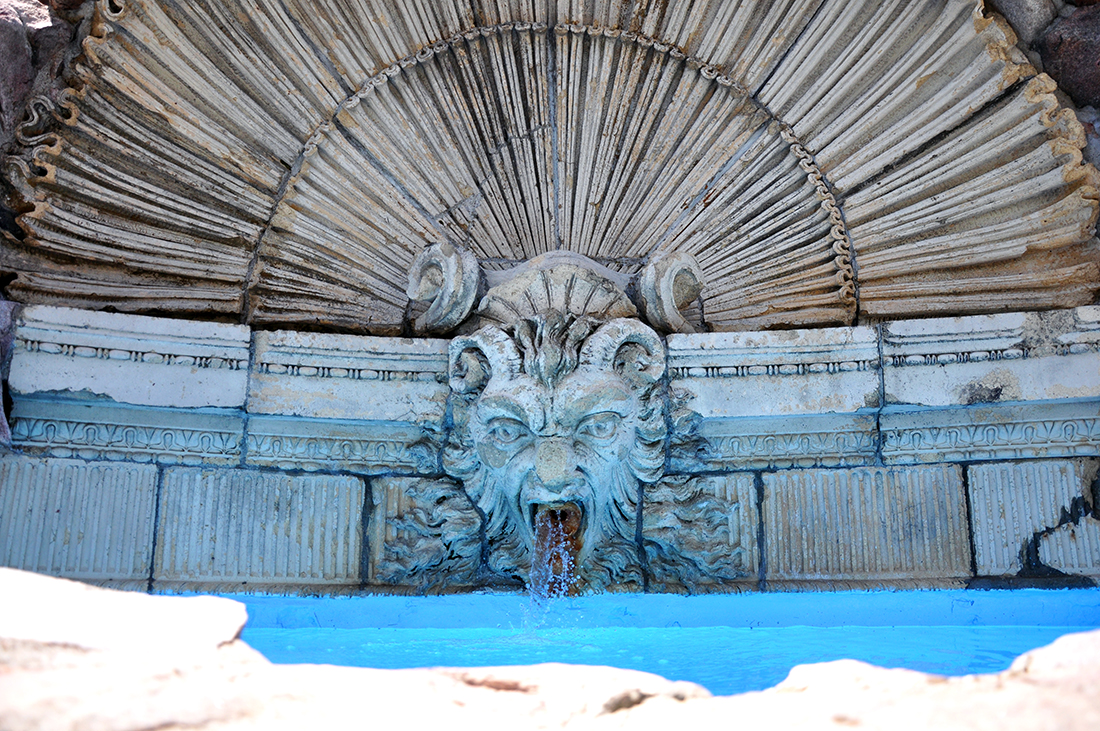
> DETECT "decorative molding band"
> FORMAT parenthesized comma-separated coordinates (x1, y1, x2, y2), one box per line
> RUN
(673, 413, 878, 472)
(368, 477, 481, 590)
(14, 305, 251, 370)
(881, 400, 1100, 464)
(245, 415, 437, 474)
(667, 328, 879, 379)
(252, 331, 448, 381)
(671, 360, 877, 379)
(10, 397, 244, 465)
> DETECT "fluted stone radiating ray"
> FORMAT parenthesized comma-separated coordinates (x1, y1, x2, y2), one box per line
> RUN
(2, 0, 1097, 333)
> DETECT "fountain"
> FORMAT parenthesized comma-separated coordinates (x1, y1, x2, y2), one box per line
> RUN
(2, 1, 1100, 725)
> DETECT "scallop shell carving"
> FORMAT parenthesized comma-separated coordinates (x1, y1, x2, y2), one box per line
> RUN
(2, 0, 1097, 333)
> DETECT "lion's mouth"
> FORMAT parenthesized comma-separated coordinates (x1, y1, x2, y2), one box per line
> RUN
(530, 502, 584, 539)
(529, 502, 585, 596)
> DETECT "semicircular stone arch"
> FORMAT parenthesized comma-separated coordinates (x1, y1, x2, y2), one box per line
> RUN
(3, 0, 1097, 334)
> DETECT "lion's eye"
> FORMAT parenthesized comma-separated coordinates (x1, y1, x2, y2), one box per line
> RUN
(576, 412, 621, 440)
(487, 418, 529, 445)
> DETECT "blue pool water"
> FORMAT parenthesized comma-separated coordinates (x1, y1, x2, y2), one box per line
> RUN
(233, 589, 1100, 697)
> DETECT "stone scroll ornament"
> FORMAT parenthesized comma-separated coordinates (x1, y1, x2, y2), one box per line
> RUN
(442, 309, 667, 592)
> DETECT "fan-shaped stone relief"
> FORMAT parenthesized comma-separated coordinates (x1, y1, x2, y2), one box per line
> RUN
(1, 0, 1097, 333)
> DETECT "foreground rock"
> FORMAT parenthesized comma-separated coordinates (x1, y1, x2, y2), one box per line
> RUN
(1, 569, 1099, 730)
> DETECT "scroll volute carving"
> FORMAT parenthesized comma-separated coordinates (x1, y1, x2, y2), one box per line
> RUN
(637, 252, 705, 334)
(406, 243, 481, 335)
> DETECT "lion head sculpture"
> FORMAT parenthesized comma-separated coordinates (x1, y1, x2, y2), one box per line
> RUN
(442, 311, 667, 591)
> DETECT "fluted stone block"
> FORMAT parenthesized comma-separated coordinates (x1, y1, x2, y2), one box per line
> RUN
(968, 458, 1100, 577)
(643, 474, 758, 593)
(762, 466, 971, 589)
(154, 468, 365, 592)
(367, 477, 481, 591)
(10, 306, 250, 409)
(247, 331, 448, 423)
(0, 456, 157, 588)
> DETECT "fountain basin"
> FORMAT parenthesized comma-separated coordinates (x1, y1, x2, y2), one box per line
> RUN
(236, 589, 1100, 696)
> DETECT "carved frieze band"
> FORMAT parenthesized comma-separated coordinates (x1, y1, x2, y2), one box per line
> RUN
(245, 415, 437, 474)
(674, 414, 878, 472)
(10, 398, 243, 465)
(881, 400, 1100, 464)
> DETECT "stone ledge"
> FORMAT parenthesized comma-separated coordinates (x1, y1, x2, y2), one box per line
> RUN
(247, 330, 448, 422)
(10, 305, 250, 409)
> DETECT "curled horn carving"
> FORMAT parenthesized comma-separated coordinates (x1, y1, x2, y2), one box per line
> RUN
(448, 326, 522, 394)
(579, 319, 666, 386)
(406, 243, 481, 334)
(637, 252, 704, 334)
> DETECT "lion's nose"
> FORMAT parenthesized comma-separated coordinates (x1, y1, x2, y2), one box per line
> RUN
(535, 438, 574, 490)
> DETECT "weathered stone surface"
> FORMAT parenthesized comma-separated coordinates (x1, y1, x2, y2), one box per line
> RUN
(154, 468, 365, 592)
(668, 327, 880, 418)
(1040, 518, 1100, 576)
(883, 310, 1100, 407)
(989, 0, 1057, 45)
(0, 457, 157, 587)
(968, 458, 1099, 577)
(636, 251, 705, 334)
(881, 398, 1100, 464)
(367, 477, 481, 591)
(1037, 5, 1100, 107)
(0, 567, 245, 651)
(406, 242, 481, 334)
(643, 474, 758, 593)
(0, 1, 70, 148)
(10, 305, 250, 409)
(245, 414, 436, 474)
(762, 466, 971, 588)
(247, 330, 448, 422)
(11, 396, 244, 465)
(608, 630, 1100, 730)
(4, 571, 1100, 731)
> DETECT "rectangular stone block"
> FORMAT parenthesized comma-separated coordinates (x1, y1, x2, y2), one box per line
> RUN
(667, 327, 880, 418)
(881, 399, 1100, 465)
(0, 456, 157, 587)
(762, 465, 970, 587)
(674, 412, 878, 472)
(883, 310, 1100, 407)
(154, 468, 365, 591)
(11, 397, 244, 465)
(10, 305, 250, 409)
(367, 477, 481, 591)
(968, 459, 1099, 577)
(247, 330, 448, 423)
(643, 474, 758, 593)
(245, 414, 437, 474)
